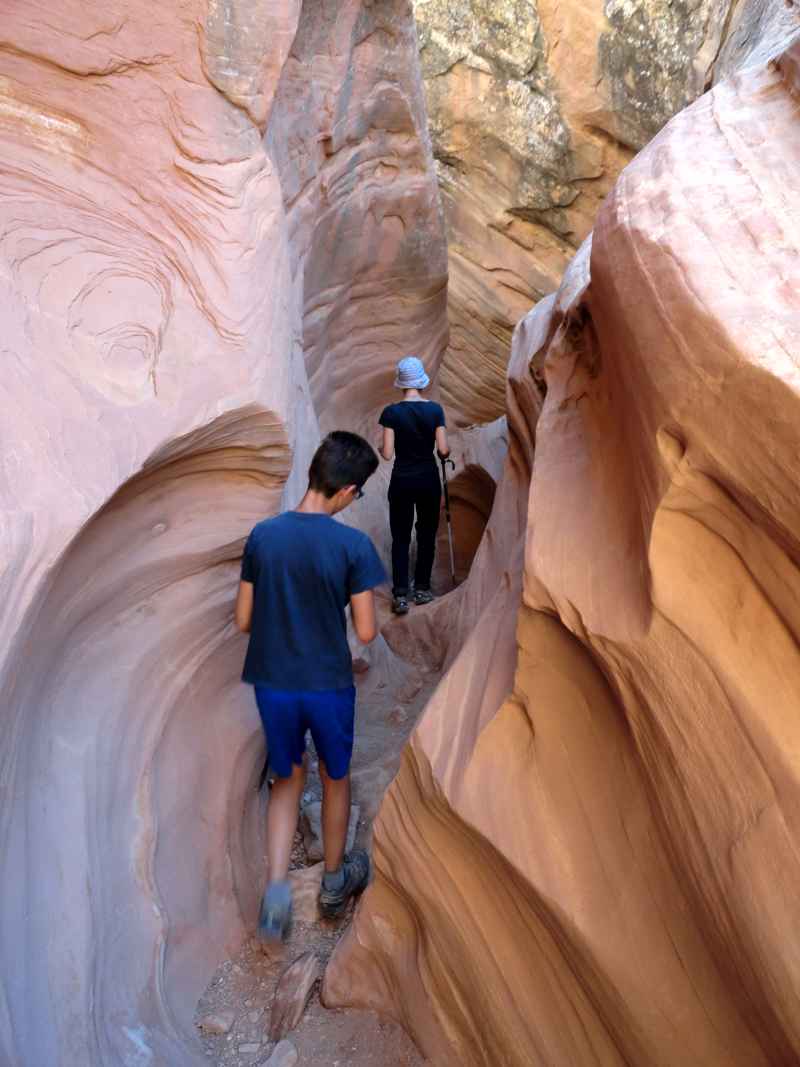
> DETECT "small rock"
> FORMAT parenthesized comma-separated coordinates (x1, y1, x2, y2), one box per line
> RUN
(270, 952, 320, 1041)
(387, 706, 408, 725)
(300, 802, 359, 862)
(197, 1010, 236, 1035)
(396, 676, 423, 703)
(288, 862, 324, 922)
(266, 1038, 299, 1067)
(352, 656, 370, 674)
(238, 1042, 261, 1053)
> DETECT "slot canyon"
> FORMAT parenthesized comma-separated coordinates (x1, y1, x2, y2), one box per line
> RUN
(1, 1, 800, 1065)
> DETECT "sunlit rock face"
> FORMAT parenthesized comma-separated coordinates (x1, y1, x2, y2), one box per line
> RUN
(413, 0, 749, 425)
(268, 0, 449, 440)
(0, 1, 446, 1063)
(325, 25, 800, 1067)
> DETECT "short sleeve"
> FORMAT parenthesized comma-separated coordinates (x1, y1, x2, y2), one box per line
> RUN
(435, 403, 446, 428)
(378, 405, 394, 428)
(349, 534, 387, 596)
(240, 531, 256, 583)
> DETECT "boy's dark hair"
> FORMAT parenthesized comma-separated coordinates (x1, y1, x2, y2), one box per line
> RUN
(308, 431, 379, 497)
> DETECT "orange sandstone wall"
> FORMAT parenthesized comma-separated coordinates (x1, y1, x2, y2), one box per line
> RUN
(413, 0, 744, 426)
(325, 28, 800, 1066)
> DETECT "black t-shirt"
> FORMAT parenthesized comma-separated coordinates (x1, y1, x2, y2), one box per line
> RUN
(240, 511, 386, 691)
(379, 401, 446, 490)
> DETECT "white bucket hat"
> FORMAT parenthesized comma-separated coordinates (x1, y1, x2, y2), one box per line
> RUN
(394, 355, 430, 390)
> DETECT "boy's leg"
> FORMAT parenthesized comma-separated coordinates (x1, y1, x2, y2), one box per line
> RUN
(413, 487, 442, 592)
(319, 760, 350, 874)
(306, 687, 370, 917)
(267, 759, 307, 884)
(254, 686, 307, 941)
(388, 487, 414, 597)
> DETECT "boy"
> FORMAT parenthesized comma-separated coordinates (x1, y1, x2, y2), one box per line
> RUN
(235, 431, 385, 942)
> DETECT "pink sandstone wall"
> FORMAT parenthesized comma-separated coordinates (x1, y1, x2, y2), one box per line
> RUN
(0, 2, 446, 1063)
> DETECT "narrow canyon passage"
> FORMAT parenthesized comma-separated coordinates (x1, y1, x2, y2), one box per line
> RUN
(5, 0, 800, 1064)
(195, 590, 453, 1066)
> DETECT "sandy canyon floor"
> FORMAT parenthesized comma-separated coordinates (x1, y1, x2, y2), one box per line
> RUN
(195, 592, 441, 1065)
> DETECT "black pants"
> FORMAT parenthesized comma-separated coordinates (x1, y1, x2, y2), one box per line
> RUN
(388, 484, 441, 596)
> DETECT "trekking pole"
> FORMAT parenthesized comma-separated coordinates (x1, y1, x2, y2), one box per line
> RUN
(439, 454, 456, 587)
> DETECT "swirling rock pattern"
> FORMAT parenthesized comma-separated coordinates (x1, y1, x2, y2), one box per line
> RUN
(325, 27, 800, 1067)
(0, 1, 446, 1063)
(269, 0, 449, 437)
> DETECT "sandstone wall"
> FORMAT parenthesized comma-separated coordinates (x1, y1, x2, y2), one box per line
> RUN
(0, 2, 446, 1063)
(325, 25, 800, 1066)
(413, 0, 749, 425)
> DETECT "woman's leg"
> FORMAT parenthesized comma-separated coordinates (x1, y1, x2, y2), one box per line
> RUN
(389, 487, 414, 595)
(413, 487, 442, 591)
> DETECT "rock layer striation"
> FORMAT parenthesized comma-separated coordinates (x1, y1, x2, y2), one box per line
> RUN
(413, 0, 754, 425)
(326, 25, 800, 1066)
(0, 2, 445, 1063)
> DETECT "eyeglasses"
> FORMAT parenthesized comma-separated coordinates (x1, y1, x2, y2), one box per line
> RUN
(354, 485, 365, 499)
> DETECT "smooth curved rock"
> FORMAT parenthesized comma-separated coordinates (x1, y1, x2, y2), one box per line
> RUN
(326, 30, 800, 1067)
(269, 952, 321, 1041)
(0, 1, 446, 1063)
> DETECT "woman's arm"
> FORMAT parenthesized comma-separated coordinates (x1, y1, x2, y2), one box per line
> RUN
(435, 425, 450, 459)
(380, 426, 395, 461)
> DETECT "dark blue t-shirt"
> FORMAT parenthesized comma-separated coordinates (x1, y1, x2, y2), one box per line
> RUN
(379, 401, 445, 491)
(240, 511, 386, 691)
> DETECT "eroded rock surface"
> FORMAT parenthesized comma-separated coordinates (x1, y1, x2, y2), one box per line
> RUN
(413, 0, 748, 424)
(0, 1, 446, 1063)
(326, 27, 800, 1067)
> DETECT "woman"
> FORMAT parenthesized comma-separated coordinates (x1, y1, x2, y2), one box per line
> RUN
(379, 356, 450, 615)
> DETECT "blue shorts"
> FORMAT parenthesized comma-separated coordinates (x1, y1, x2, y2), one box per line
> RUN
(254, 685, 356, 780)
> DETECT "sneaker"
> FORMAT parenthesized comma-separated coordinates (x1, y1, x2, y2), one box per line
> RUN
(414, 589, 434, 605)
(391, 595, 409, 615)
(318, 850, 371, 920)
(257, 881, 292, 943)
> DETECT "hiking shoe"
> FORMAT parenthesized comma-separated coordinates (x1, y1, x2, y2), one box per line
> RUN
(318, 850, 371, 920)
(391, 596, 409, 615)
(414, 589, 434, 605)
(257, 881, 292, 943)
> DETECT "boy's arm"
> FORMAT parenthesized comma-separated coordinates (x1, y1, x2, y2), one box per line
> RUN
(235, 580, 254, 633)
(350, 589, 378, 644)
